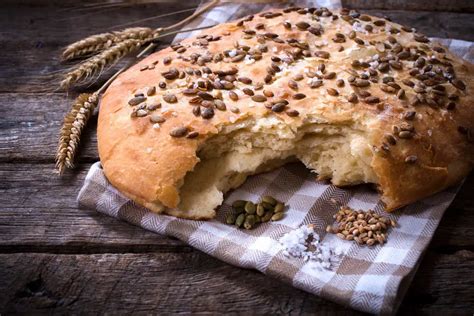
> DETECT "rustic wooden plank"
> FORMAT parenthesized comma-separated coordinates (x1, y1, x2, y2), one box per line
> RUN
(0, 162, 473, 251)
(431, 174, 474, 250)
(399, 250, 474, 313)
(342, 0, 474, 12)
(0, 252, 357, 314)
(0, 162, 188, 252)
(0, 1, 200, 93)
(0, 250, 472, 314)
(0, 93, 98, 162)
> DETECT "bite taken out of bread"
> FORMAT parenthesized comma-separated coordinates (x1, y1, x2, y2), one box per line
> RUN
(98, 7, 474, 220)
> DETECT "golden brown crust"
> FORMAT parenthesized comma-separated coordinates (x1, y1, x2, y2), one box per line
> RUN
(98, 7, 474, 217)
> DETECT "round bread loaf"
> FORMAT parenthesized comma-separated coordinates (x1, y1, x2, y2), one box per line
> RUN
(98, 7, 474, 219)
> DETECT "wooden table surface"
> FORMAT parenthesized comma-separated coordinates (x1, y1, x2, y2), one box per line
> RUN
(1, 1, 473, 314)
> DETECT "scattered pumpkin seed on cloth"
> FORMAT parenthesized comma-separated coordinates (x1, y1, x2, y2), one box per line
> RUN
(226, 196, 286, 229)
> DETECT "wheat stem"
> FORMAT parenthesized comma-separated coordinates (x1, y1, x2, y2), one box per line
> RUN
(162, 0, 219, 31)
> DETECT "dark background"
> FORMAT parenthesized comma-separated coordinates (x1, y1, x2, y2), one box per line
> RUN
(0, 1, 473, 314)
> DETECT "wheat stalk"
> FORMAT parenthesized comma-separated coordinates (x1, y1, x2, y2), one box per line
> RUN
(55, 93, 99, 174)
(60, 38, 142, 89)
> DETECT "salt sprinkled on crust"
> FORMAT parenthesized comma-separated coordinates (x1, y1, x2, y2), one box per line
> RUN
(352, 22, 365, 33)
(228, 49, 238, 58)
(279, 225, 343, 269)
(244, 55, 256, 65)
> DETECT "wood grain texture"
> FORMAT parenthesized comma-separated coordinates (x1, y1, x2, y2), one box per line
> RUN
(0, 2, 200, 93)
(1, 0, 474, 314)
(342, 0, 474, 12)
(1, 250, 472, 314)
(0, 93, 99, 162)
(0, 163, 188, 253)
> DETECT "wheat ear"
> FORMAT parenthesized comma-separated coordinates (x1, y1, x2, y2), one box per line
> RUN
(62, 32, 116, 61)
(55, 93, 99, 174)
(60, 38, 142, 89)
(62, 27, 163, 61)
(114, 27, 162, 41)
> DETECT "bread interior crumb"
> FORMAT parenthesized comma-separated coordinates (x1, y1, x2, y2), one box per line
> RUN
(173, 114, 377, 217)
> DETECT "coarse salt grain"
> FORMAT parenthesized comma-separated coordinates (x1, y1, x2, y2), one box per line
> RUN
(244, 55, 256, 65)
(352, 22, 365, 33)
(228, 49, 238, 57)
(279, 225, 342, 269)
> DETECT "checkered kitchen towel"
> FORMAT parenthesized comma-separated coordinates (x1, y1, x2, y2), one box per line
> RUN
(78, 1, 474, 314)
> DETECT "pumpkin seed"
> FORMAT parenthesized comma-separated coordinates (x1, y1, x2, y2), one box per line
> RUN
(293, 93, 306, 100)
(186, 131, 199, 139)
(238, 77, 252, 84)
(271, 212, 284, 221)
(263, 89, 274, 98)
(363, 96, 380, 104)
(147, 103, 161, 111)
(232, 200, 247, 209)
(147, 86, 156, 96)
(274, 202, 285, 213)
(149, 114, 165, 123)
(288, 80, 298, 90)
(128, 96, 147, 106)
(256, 203, 266, 217)
(245, 201, 256, 215)
(405, 155, 418, 163)
(163, 94, 177, 103)
(262, 195, 277, 206)
(252, 95, 267, 102)
(314, 50, 330, 59)
(310, 80, 323, 89)
(136, 109, 147, 117)
(192, 105, 201, 117)
(261, 211, 273, 222)
(226, 213, 236, 225)
(169, 126, 188, 138)
(347, 93, 358, 103)
(295, 21, 310, 30)
(286, 109, 300, 117)
(201, 108, 215, 119)
(214, 100, 227, 111)
(235, 213, 245, 227)
(261, 201, 274, 211)
(244, 215, 256, 229)
(271, 102, 286, 112)
(452, 79, 466, 90)
(229, 91, 239, 101)
(327, 88, 339, 96)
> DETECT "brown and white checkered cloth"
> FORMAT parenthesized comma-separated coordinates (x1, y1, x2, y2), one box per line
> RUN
(78, 1, 474, 314)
